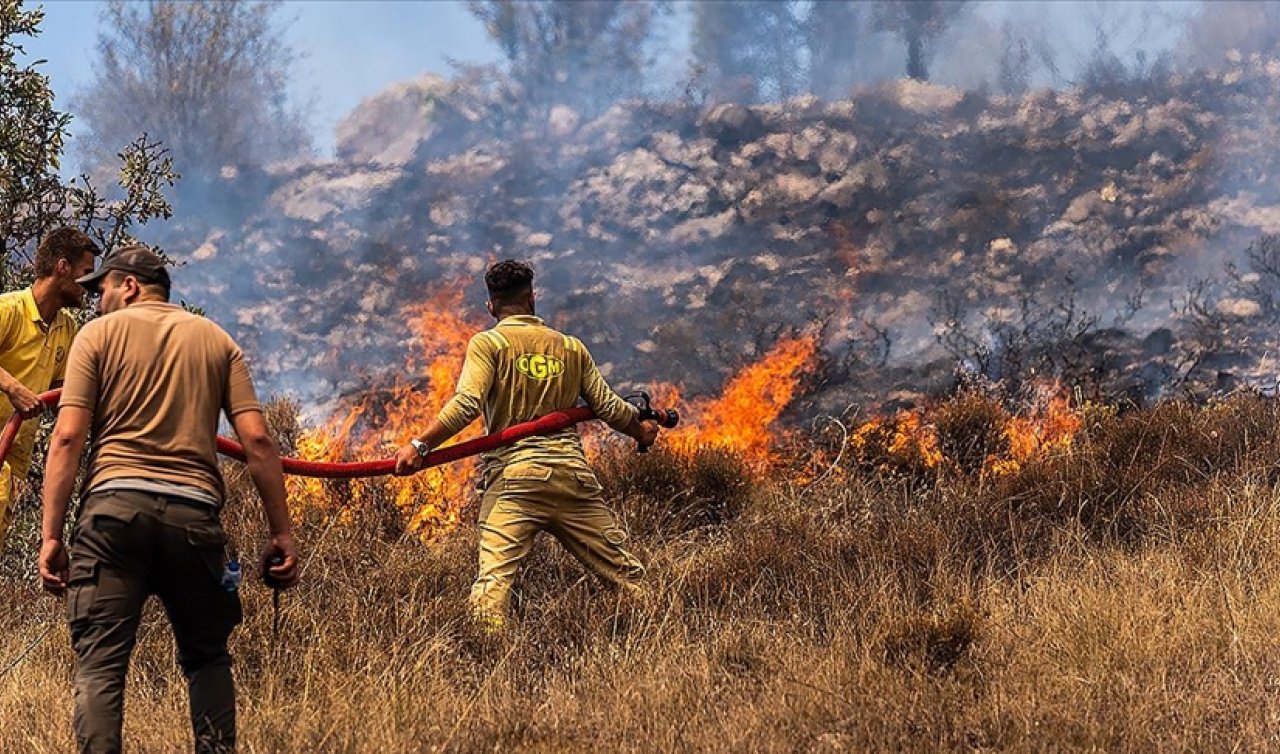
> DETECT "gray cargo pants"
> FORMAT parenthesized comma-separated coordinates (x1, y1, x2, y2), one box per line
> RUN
(66, 489, 242, 753)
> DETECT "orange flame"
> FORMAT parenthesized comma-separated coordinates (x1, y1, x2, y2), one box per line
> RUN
(985, 387, 1082, 477)
(850, 382, 1083, 478)
(293, 305, 821, 536)
(849, 408, 944, 475)
(647, 334, 820, 471)
(288, 286, 485, 539)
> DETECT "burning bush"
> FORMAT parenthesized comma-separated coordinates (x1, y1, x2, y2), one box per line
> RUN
(849, 409, 944, 481)
(993, 392, 1280, 545)
(849, 383, 1083, 483)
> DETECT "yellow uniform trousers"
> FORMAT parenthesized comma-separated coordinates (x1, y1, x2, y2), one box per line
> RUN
(0, 438, 35, 545)
(0, 461, 13, 544)
(469, 459, 645, 623)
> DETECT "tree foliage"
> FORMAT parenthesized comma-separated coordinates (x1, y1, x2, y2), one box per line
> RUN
(469, 0, 661, 118)
(1, 0, 176, 289)
(0, 0, 70, 259)
(74, 0, 309, 180)
(690, 1, 805, 103)
(805, 1, 862, 100)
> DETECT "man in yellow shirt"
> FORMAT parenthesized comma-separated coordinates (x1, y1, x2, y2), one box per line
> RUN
(0, 227, 99, 545)
(395, 260, 659, 629)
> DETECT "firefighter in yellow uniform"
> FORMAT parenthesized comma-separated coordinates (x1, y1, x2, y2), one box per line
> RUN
(0, 228, 98, 544)
(395, 260, 659, 628)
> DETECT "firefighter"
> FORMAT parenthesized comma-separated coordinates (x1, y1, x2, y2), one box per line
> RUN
(38, 245, 299, 753)
(395, 259, 659, 630)
(0, 228, 98, 546)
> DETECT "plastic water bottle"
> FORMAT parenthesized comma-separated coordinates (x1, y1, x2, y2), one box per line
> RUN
(220, 558, 242, 593)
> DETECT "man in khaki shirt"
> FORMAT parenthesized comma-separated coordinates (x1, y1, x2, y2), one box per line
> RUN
(0, 228, 98, 545)
(396, 260, 659, 630)
(38, 245, 299, 753)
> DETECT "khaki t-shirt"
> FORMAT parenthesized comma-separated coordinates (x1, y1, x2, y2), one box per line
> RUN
(59, 302, 261, 503)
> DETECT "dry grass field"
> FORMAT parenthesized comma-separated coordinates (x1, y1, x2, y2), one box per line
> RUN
(5, 393, 1280, 751)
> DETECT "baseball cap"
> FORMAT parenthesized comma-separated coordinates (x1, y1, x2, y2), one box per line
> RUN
(76, 243, 171, 294)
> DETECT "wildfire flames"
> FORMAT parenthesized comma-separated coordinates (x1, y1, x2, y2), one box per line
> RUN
(850, 383, 1084, 478)
(648, 335, 820, 470)
(288, 287, 486, 537)
(289, 301, 823, 536)
(285, 289, 1085, 539)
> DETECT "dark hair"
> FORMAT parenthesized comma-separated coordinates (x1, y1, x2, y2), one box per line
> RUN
(34, 227, 99, 278)
(485, 259, 534, 304)
(104, 270, 171, 302)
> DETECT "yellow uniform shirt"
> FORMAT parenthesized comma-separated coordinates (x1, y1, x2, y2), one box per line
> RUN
(436, 315, 639, 477)
(0, 288, 77, 475)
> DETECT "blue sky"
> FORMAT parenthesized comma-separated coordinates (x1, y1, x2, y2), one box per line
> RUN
(24, 0, 503, 158)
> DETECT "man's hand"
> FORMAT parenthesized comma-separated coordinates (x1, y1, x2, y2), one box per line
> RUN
(630, 419, 660, 450)
(39, 539, 69, 595)
(261, 534, 300, 590)
(6, 383, 45, 420)
(394, 443, 427, 476)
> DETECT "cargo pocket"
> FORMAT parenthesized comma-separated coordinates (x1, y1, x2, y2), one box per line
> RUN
(502, 462, 553, 495)
(185, 523, 242, 628)
(573, 471, 604, 496)
(66, 559, 99, 625)
(86, 495, 139, 533)
(186, 524, 230, 587)
(602, 527, 645, 581)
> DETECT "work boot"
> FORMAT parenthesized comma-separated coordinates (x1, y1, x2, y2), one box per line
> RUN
(470, 605, 507, 636)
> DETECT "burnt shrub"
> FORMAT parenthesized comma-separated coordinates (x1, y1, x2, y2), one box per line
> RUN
(595, 445, 753, 538)
(992, 393, 1280, 545)
(685, 448, 753, 525)
(934, 391, 1010, 475)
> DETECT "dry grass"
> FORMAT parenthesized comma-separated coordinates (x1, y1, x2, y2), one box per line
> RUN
(5, 394, 1280, 751)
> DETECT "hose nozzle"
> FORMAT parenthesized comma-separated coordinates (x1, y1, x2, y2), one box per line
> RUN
(626, 391, 679, 452)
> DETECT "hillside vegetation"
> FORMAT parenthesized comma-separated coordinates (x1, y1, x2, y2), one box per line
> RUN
(4, 393, 1280, 751)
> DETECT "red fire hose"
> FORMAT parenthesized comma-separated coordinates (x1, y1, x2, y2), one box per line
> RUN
(0, 390, 598, 479)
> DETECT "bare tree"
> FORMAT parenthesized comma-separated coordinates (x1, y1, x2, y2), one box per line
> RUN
(930, 283, 1100, 398)
(74, 1, 310, 181)
(1225, 234, 1280, 318)
(805, 1, 862, 99)
(872, 1, 970, 82)
(996, 20, 1032, 95)
(1166, 279, 1232, 395)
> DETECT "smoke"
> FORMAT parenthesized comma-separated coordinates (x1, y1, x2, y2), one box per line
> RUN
(70, 1, 1280, 422)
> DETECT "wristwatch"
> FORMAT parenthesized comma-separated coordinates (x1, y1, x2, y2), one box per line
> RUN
(410, 439, 431, 457)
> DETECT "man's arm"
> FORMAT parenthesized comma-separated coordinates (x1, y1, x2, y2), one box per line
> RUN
(230, 409, 299, 588)
(395, 333, 495, 475)
(577, 341, 658, 447)
(38, 405, 91, 593)
(0, 304, 42, 419)
(0, 365, 46, 419)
